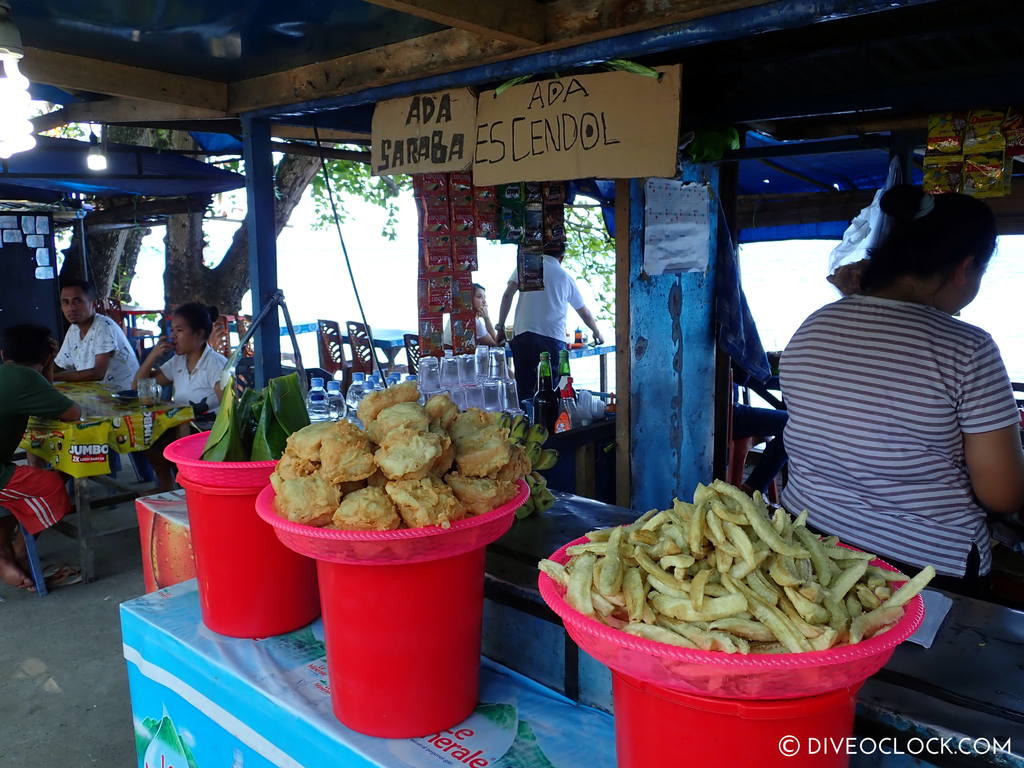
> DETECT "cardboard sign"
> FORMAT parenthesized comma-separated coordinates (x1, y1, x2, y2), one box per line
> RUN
(473, 65, 681, 186)
(372, 88, 478, 175)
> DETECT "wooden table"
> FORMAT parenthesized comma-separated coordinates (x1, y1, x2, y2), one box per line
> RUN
(21, 382, 194, 582)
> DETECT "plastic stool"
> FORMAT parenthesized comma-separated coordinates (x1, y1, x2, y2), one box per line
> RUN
(0, 507, 47, 596)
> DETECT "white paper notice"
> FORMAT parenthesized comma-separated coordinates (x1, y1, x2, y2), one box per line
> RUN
(35, 216, 49, 234)
(643, 179, 711, 275)
(36, 248, 49, 266)
(35, 266, 54, 280)
(26, 235, 43, 248)
(21, 216, 35, 234)
(2, 229, 22, 243)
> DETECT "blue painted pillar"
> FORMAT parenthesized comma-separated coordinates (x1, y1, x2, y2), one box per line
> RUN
(241, 117, 282, 387)
(629, 165, 720, 511)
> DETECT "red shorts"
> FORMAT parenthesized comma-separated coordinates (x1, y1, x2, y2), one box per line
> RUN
(0, 466, 70, 535)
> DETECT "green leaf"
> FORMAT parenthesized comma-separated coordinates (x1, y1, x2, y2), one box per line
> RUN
(604, 59, 661, 78)
(201, 380, 248, 461)
(495, 74, 533, 96)
(269, 373, 310, 436)
(237, 387, 260, 456)
(250, 390, 276, 461)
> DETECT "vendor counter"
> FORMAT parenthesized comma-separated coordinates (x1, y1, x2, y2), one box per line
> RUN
(486, 493, 1024, 768)
(122, 491, 1024, 767)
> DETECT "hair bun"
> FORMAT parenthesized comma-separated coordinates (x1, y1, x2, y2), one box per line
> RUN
(880, 185, 929, 222)
(207, 306, 220, 321)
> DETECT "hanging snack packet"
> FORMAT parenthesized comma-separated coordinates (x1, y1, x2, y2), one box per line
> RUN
(926, 112, 966, 155)
(423, 274, 453, 314)
(449, 173, 473, 207)
(473, 186, 499, 239)
(452, 234, 478, 272)
(500, 208, 525, 244)
(964, 109, 1006, 154)
(963, 152, 1007, 198)
(923, 155, 965, 195)
(452, 276, 475, 314)
(518, 246, 545, 292)
(542, 181, 567, 205)
(1003, 108, 1024, 158)
(414, 174, 450, 216)
(451, 313, 477, 356)
(418, 314, 444, 358)
(524, 205, 544, 246)
(422, 235, 452, 273)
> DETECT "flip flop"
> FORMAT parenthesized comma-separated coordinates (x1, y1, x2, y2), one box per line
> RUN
(44, 564, 83, 588)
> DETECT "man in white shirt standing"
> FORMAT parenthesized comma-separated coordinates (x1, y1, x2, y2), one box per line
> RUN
(53, 279, 139, 392)
(496, 253, 603, 400)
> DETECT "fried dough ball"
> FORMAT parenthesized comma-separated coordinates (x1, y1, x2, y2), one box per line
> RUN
(318, 420, 376, 484)
(366, 401, 429, 444)
(494, 443, 532, 483)
(446, 472, 519, 516)
(357, 380, 420, 426)
(284, 421, 338, 463)
(431, 428, 456, 476)
(270, 472, 340, 527)
(330, 487, 401, 531)
(449, 409, 497, 444)
(275, 449, 318, 480)
(425, 393, 459, 431)
(374, 428, 447, 481)
(454, 424, 512, 478)
(385, 477, 464, 529)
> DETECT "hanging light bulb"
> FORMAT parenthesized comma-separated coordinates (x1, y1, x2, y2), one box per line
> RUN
(0, 2, 34, 160)
(87, 130, 107, 171)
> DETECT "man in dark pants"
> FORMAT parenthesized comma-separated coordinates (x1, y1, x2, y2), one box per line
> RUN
(495, 253, 603, 401)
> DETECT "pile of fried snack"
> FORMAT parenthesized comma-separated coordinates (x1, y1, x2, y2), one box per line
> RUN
(270, 381, 529, 531)
(540, 479, 935, 654)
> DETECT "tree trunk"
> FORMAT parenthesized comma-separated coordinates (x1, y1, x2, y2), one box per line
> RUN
(163, 153, 321, 314)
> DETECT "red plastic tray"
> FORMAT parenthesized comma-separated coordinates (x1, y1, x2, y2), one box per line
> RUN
(539, 535, 925, 700)
(256, 478, 529, 565)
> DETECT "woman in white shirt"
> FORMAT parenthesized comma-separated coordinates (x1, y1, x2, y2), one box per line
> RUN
(443, 284, 499, 348)
(135, 303, 227, 490)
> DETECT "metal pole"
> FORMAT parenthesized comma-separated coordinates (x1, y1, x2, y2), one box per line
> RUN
(241, 116, 282, 387)
(78, 217, 89, 282)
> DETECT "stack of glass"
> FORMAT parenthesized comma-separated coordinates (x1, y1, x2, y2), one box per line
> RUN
(417, 347, 522, 414)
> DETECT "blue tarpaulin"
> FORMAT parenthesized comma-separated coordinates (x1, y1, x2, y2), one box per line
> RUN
(0, 136, 245, 199)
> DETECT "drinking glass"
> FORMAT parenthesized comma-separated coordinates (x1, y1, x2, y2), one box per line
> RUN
(488, 347, 509, 380)
(481, 381, 502, 412)
(501, 378, 521, 412)
(440, 357, 460, 389)
(464, 384, 484, 410)
(138, 377, 160, 406)
(456, 354, 476, 387)
(419, 357, 441, 391)
(451, 387, 469, 411)
(475, 346, 490, 380)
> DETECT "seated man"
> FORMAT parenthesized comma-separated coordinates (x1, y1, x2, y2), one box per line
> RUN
(53, 279, 139, 391)
(0, 324, 81, 590)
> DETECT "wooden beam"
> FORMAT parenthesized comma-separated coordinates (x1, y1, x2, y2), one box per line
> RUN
(229, 0, 776, 113)
(32, 98, 227, 133)
(736, 190, 873, 231)
(21, 47, 228, 111)
(749, 113, 928, 141)
(361, 0, 545, 46)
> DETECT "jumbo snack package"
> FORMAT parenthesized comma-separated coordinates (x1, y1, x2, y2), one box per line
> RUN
(926, 112, 967, 155)
(923, 155, 965, 195)
(964, 109, 1006, 154)
(963, 152, 1007, 198)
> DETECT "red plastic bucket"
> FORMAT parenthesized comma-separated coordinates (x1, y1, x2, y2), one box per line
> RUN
(317, 549, 486, 736)
(255, 479, 529, 737)
(166, 433, 319, 638)
(613, 672, 859, 768)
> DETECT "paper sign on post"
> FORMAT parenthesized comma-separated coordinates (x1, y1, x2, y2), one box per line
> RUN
(372, 88, 478, 176)
(473, 65, 681, 186)
(643, 179, 712, 275)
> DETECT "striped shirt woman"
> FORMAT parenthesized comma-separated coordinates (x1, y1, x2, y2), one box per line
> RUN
(780, 186, 1024, 582)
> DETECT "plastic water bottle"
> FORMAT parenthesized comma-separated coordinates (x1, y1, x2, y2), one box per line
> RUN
(387, 372, 402, 388)
(345, 373, 367, 414)
(326, 380, 345, 421)
(307, 377, 329, 422)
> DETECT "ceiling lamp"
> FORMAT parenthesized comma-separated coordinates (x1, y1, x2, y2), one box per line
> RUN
(87, 130, 107, 171)
(0, 1, 34, 160)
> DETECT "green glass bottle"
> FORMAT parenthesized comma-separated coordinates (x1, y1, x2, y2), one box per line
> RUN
(533, 352, 558, 431)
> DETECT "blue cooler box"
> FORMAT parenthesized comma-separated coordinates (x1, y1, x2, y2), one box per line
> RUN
(121, 580, 615, 768)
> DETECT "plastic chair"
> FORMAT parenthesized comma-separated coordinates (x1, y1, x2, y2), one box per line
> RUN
(318, 320, 352, 375)
(403, 334, 420, 375)
(346, 321, 386, 375)
(96, 297, 126, 332)
(0, 508, 47, 596)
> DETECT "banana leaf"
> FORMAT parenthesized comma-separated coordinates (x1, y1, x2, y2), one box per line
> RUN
(269, 373, 310, 436)
(250, 390, 278, 461)
(200, 379, 247, 461)
(237, 387, 261, 456)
